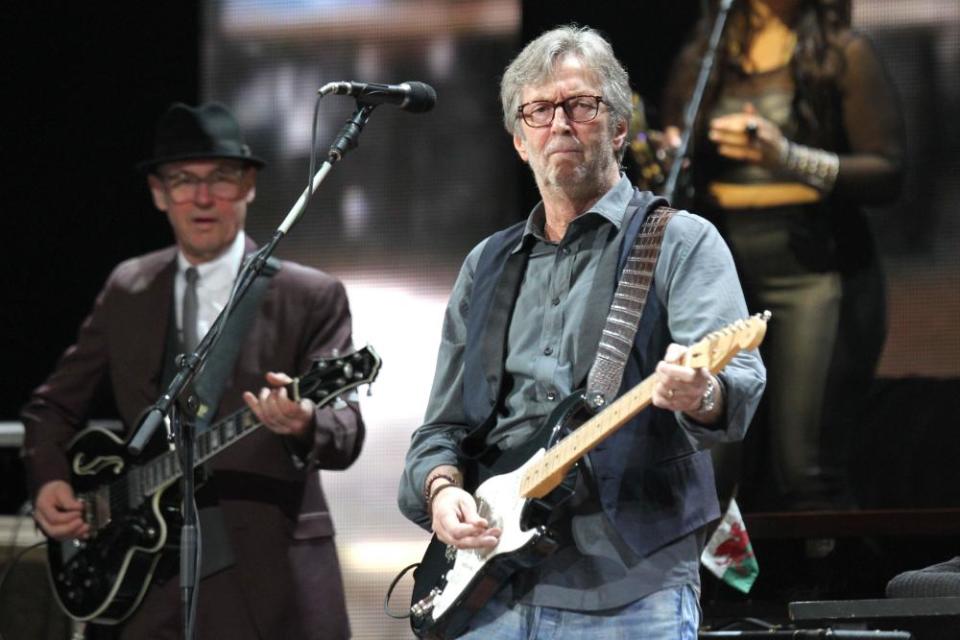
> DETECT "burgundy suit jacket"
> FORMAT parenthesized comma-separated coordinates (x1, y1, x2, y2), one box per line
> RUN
(21, 240, 364, 638)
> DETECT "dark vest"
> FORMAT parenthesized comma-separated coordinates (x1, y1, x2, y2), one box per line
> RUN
(460, 189, 720, 558)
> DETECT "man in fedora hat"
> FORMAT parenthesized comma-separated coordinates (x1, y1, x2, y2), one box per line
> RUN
(22, 101, 362, 638)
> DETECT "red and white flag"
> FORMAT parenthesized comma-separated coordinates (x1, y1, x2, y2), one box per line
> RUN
(700, 498, 759, 593)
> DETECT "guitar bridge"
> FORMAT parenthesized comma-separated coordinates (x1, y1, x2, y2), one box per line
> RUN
(80, 487, 112, 533)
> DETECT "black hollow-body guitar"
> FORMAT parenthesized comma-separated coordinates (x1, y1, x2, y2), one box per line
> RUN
(409, 316, 769, 639)
(46, 346, 381, 624)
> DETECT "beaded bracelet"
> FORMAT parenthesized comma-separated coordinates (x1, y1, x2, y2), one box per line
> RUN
(427, 482, 461, 515)
(424, 473, 458, 501)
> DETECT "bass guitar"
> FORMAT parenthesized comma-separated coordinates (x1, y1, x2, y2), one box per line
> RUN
(47, 346, 381, 624)
(410, 314, 768, 639)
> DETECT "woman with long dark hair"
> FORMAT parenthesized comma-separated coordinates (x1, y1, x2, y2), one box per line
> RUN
(660, 0, 904, 510)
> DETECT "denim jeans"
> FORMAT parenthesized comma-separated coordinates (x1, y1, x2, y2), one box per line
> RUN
(457, 584, 700, 640)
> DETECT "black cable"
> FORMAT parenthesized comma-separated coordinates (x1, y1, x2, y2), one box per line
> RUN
(383, 563, 419, 620)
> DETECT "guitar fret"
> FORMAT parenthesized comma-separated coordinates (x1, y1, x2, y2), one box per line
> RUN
(199, 432, 210, 460)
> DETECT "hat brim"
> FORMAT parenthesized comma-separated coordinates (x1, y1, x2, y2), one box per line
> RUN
(137, 150, 266, 174)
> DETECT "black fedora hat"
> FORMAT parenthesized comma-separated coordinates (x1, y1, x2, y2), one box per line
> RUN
(137, 102, 265, 173)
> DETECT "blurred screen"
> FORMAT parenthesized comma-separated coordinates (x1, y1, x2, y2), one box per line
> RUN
(204, 1, 520, 637)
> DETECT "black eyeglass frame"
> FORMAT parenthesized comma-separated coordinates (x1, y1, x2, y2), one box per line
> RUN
(158, 165, 251, 205)
(516, 95, 605, 128)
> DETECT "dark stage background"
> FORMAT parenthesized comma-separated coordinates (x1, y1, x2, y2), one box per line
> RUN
(2, 1, 958, 638)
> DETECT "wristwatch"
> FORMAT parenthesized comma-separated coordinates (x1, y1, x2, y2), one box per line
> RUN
(697, 376, 718, 414)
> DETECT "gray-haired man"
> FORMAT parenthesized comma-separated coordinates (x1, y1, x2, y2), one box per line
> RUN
(399, 25, 765, 638)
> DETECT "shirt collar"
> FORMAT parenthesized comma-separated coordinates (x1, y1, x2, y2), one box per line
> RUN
(176, 231, 246, 286)
(514, 174, 634, 253)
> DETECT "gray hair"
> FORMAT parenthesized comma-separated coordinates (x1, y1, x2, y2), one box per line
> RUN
(500, 25, 633, 145)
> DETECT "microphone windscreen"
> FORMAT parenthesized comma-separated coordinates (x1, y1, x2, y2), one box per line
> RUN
(404, 82, 437, 113)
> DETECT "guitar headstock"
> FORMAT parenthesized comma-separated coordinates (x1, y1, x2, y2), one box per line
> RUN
(682, 311, 770, 373)
(291, 345, 382, 407)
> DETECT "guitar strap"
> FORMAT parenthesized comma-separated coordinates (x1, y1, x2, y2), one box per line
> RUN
(159, 255, 280, 579)
(161, 257, 280, 430)
(584, 206, 675, 406)
(193, 257, 280, 431)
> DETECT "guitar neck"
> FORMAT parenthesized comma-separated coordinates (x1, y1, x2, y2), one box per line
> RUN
(136, 397, 278, 497)
(517, 313, 768, 500)
(119, 345, 380, 503)
(519, 375, 657, 499)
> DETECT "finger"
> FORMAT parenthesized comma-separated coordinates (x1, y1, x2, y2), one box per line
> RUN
(743, 102, 757, 115)
(44, 503, 85, 525)
(37, 510, 87, 539)
(659, 363, 697, 383)
(259, 387, 283, 420)
(243, 391, 264, 418)
(272, 387, 305, 419)
(663, 343, 687, 363)
(51, 486, 84, 511)
(652, 387, 671, 409)
(708, 129, 746, 147)
(451, 530, 501, 549)
(265, 371, 293, 386)
(716, 145, 763, 162)
(52, 496, 84, 513)
(263, 389, 302, 427)
(663, 126, 682, 148)
(709, 116, 749, 134)
(433, 514, 482, 545)
(434, 495, 485, 530)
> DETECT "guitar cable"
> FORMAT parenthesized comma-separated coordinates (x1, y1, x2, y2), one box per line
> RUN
(383, 562, 419, 619)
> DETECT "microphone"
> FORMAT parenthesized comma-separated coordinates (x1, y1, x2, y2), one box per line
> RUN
(319, 81, 437, 113)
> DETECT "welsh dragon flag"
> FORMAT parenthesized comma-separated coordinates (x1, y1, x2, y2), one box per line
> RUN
(700, 498, 759, 593)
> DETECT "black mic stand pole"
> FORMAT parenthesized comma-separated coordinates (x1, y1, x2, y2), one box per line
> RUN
(662, 0, 735, 203)
(124, 100, 378, 640)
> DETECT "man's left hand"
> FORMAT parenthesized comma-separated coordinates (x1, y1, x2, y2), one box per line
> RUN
(243, 372, 315, 438)
(653, 343, 720, 423)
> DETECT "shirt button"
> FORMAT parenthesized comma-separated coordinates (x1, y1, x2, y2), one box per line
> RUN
(551, 297, 560, 306)
(543, 346, 553, 356)
(561, 246, 571, 255)
(546, 391, 557, 401)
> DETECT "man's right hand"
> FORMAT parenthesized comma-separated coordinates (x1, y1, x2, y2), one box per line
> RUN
(430, 486, 501, 550)
(34, 480, 89, 540)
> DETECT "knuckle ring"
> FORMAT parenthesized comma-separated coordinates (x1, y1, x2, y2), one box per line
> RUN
(745, 120, 759, 140)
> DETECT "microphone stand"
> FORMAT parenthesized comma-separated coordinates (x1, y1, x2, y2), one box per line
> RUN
(662, 0, 735, 204)
(124, 99, 379, 640)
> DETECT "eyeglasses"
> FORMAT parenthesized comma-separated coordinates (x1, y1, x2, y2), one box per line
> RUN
(159, 167, 248, 204)
(517, 95, 604, 128)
